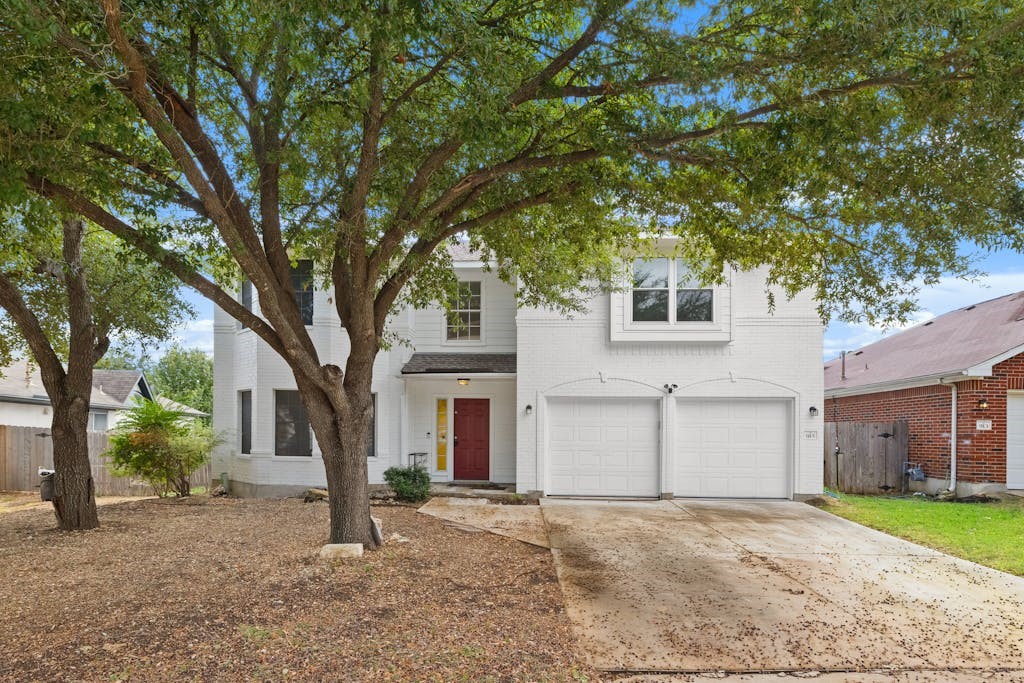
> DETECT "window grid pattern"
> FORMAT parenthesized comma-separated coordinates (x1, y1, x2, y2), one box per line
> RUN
(446, 281, 482, 341)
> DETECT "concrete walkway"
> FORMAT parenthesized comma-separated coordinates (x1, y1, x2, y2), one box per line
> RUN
(418, 497, 549, 547)
(541, 498, 1024, 676)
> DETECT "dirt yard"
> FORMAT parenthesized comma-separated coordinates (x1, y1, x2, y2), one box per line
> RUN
(0, 496, 590, 682)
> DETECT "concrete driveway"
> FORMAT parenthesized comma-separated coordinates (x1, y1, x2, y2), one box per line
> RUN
(541, 499, 1024, 676)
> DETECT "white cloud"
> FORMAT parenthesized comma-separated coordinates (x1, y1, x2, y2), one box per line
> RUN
(166, 318, 214, 355)
(824, 271, 1024, 360)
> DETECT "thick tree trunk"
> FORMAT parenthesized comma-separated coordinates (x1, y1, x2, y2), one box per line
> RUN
(49, 396, 99, 530)
(297, 326, 380, 547)
(304, 391, 376, 546)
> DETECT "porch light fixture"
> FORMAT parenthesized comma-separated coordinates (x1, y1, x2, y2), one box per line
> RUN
(978, 398, 989, 410)
(808, 406, 819, 417)
(457, 377, 470, 386)
(525, 404, 533, 415)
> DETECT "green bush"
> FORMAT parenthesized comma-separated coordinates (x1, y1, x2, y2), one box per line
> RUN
(383, 465, 431, 502)
(105, 398, 218, 497)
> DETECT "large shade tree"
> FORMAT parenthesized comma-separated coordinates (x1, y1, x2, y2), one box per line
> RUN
(0, 208, 189, 529)
(1, 0, 1022, 544)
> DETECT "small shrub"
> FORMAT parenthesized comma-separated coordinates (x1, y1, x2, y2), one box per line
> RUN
(106, 398, 219, 497)
(383, 465, 431, 502)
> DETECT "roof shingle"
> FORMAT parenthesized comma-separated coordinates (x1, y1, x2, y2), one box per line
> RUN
(401, 352, 516, 374)
(824, 291, 1024, 391)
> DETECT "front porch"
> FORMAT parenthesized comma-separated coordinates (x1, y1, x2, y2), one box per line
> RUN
(400, 352, 517, 486)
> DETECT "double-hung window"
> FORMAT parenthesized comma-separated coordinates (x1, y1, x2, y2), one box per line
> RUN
(631, 258, 713, 324)
(446, 281, 482, 341)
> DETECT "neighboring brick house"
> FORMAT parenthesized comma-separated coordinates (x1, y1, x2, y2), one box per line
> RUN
(824, 292, 1024, 495)
(213, 240, 825, 499)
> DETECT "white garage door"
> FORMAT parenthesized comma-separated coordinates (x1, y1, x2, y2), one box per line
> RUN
(1008, 392, 1024, 489)
(547, 397, 660, 497)
(676, 399, 790, 498)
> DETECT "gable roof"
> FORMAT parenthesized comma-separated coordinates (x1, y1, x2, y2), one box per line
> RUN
(401, 352, 516, 374)
(91, 369, 151, 403)
(825, 291, 1024, 393)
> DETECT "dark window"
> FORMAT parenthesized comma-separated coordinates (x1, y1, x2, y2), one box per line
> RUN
(275, 390, 311, 456)
(240, 280, 253, 329)
(239, 390, 252, 454)
(291, 260, 314, 325)
(367, 393, 376, 458)
(631, 258, 713, 323)
(446, 281, 481, 340)
(631, 258, 669, 321)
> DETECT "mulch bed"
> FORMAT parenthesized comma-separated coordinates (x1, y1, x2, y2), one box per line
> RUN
(0, 496, 592, 682)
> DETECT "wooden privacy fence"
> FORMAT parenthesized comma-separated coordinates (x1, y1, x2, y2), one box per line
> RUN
(0, 424, 211, 496)
(824, 420, 909, 494)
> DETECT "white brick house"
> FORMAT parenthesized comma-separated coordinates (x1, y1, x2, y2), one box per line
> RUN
(212, 244, 825, 499)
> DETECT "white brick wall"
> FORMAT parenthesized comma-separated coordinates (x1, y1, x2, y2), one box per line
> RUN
(516, 267, 824, 497)
(213, 264, 823, 497)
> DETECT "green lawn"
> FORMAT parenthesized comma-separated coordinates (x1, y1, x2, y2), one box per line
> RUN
(825, 493, 1024, 576)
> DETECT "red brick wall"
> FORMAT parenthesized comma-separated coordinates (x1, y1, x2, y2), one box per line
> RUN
(826, 352, 1024, 484)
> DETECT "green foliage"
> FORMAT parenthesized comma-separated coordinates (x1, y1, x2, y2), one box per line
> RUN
(828, 494, 1024, 576)
(0, 208, 192, 366)
(106, 398, 217, 497)
(383, 465, 431, 503)
(147, 345, 213, 418)
(0, 1, 1022, 328)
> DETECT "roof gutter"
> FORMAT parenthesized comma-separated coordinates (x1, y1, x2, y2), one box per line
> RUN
(824, 370, 976, 399)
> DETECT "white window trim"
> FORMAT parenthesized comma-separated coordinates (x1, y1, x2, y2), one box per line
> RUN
(238, 389, 253, 455)
(610, 261, 732, 343)
(441, 279, 486, 346)
(627, 258, 716, 329)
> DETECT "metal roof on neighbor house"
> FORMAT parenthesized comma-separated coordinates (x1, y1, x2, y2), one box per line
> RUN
(401, 353, 516, 374)
(824, 291, 1024, 392)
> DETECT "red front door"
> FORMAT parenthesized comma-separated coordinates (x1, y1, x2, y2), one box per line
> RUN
(453, 398, 490, 480)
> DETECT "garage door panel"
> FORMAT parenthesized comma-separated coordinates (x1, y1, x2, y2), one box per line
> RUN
(677, 399, 790, 499)
(547, 397, 660, 497)
(1008, 394, 1024, 489)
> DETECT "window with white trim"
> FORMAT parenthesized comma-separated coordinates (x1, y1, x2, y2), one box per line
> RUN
(446, 281, 482, 341)
(631, 258, 713, 323)
(90, 411, 109, 432)
(274, 390, 311, 456)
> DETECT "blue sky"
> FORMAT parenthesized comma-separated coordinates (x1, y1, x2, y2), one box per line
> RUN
(168, 247, 1023, 360)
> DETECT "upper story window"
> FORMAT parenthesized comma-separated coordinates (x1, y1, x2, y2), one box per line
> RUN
(291, 260, 314, 325)
(446, 281, 482, 341)
(238, 260, 313, 328)
(631, 258, 713, 324)
(239, 280, 253, 329)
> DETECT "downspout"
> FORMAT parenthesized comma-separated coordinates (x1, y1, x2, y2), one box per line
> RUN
(940, 379, 957, 494)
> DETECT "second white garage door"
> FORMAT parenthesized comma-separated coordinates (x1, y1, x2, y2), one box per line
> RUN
(676, 399, 790, 498)
(547, 397, 660, 497)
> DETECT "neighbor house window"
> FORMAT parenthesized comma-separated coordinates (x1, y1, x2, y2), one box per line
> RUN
(631, 258, 713, 323)
(239, 390, 252, 454)
(274, 390, 311, 456)
(90, 411, 108, 432)
(446, 281, 481, 341)
(291, 260, 314, 325)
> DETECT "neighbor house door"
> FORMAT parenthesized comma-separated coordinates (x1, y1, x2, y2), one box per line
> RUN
(453, 398, 490, 480)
